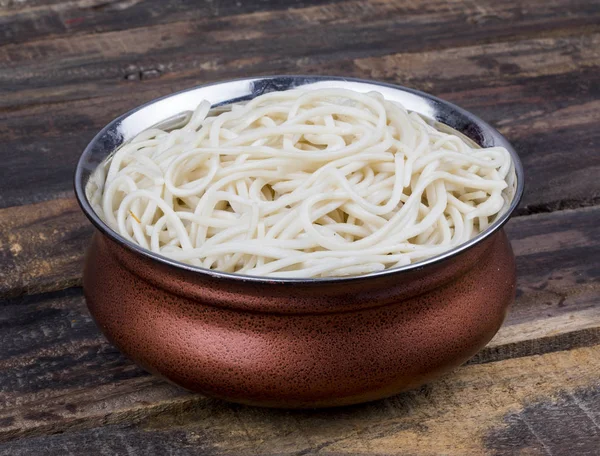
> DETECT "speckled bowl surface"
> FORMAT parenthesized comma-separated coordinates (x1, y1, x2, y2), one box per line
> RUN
(75, 76, 524, 408)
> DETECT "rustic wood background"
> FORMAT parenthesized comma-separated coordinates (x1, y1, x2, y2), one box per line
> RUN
(1, 0, 599, 454)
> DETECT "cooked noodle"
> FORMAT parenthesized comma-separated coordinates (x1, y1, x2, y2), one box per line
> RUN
(87, 88, 514, 278)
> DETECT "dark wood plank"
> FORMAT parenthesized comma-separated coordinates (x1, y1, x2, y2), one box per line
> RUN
(0, 205, 598, 446)
(486, 386, 600, 456)
(1, 0, 65, 8)
(1, 32, 599, 208)
(0, 199, 90, 298)
(1, 1, 598, 453)
(3, 0, 600, 108)
(0, 0, 346, 47)
(344, 36, 600, 211)
(0, 289, 142, 409)
(0, 344, 598, 454)
(2, 194, 599, 304)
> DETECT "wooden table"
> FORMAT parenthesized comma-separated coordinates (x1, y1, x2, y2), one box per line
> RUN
(1, 0, 599, 454)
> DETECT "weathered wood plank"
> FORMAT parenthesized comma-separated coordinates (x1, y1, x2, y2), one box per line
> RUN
(345, 37, 600, 211)
(5, 30, 600, 114)
(0, 344, 598, 454)
(1, 0, 598, 452)
(1, 33, 599, 208)
(2, 194, 599, 304)
(3, 0, 599, 56)
(485, 386, 600, 456)
(3, 0, 600, 107)
(0, 199, 91, 298)
(0, 0, 346, 47)
(0, 205, 598, 445)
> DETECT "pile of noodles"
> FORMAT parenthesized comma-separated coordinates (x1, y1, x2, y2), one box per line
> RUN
(87, 88, 513, 278)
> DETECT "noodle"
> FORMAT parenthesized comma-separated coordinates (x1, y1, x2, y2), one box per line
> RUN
(87, 88, 513, 278)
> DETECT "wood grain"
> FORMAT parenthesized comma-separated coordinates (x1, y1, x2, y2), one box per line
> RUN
(2, 0, 600, 452)
(0, 199, 91, 298)
(0, 342, 598, 454)
(3, 0, 600, 112)
(348, 37, 600, 211)
(4, 0, 599, 85)
(1, 2, 600, 208)
(2, 195, 599, 304)
(0, 0, 345, 47)
(0, 205, 598, 448)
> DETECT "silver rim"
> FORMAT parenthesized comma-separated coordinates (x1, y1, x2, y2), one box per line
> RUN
(74, 75, 525, 284)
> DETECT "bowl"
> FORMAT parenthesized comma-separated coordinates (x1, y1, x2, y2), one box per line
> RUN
(74, 76, 524, 408)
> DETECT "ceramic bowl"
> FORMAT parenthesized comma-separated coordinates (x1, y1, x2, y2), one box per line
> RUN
(74, 76, 524, 408)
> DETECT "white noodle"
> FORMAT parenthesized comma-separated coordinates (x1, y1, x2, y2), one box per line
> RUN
(88, 88, 513, 278)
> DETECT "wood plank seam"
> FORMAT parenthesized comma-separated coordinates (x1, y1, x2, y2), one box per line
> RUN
(0, 344, 598, 452)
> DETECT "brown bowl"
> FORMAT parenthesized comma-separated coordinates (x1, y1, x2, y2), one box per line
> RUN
(74, 76, 524, 408)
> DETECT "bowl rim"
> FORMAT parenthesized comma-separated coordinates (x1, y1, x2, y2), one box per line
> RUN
(74, 75, 524, 284)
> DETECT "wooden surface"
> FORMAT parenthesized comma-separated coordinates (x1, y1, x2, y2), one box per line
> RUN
(1, 0, 599, 454)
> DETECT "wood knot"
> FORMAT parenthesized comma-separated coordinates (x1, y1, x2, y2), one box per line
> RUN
(124, 66, 164, 81)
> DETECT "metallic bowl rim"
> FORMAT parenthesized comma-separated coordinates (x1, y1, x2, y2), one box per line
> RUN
(74, 75, 524, 285)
